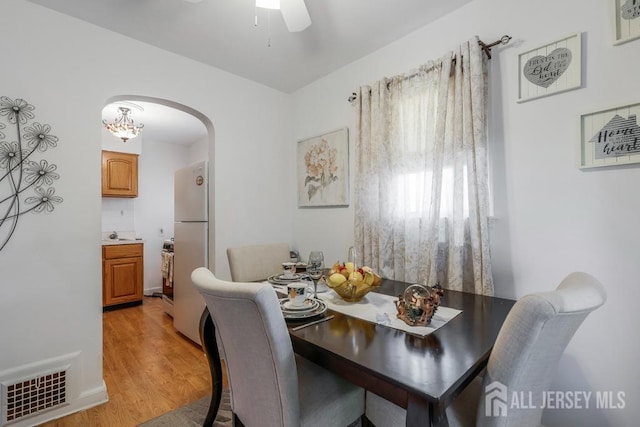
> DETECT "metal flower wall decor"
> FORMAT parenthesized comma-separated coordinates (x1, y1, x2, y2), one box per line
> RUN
(0, 96, 63, 252)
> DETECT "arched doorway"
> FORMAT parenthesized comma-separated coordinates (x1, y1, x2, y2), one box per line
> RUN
(101, 95, 215, 342)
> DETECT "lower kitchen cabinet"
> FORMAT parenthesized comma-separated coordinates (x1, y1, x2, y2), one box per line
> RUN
(102, 243, 144, 308)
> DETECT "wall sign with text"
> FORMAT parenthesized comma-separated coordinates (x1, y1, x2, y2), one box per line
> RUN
(579, 102, 640, 169)
(517, 33, 582, 103)
(613, 0, 640, 44)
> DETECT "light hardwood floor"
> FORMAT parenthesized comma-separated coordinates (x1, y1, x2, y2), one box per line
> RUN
(39, 297, 216, 427)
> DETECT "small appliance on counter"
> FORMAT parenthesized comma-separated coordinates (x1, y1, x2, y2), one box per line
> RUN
(162, 238, 174, 251)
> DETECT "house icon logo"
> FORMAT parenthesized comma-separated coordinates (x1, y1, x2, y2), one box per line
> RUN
(485, 381, 508, 417)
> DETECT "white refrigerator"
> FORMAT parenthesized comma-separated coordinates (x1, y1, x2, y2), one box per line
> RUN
(173, 160, 208, 345)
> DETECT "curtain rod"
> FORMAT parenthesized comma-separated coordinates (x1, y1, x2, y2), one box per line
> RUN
(478, 35, 512, 59)
(347, 35, 512, 103)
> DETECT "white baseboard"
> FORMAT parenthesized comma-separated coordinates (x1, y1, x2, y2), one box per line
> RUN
(144, 286, 162, 296)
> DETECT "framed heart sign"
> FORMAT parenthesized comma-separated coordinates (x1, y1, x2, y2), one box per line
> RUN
(517, 33, 582, 103)
(613, 0, 640, 45)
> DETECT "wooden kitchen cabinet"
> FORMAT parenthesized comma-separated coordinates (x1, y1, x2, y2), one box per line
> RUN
(102, 243, 144, 308)
(102, 150, 138, 197)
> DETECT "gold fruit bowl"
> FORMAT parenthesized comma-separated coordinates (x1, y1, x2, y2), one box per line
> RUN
(326, 264, 382, 302)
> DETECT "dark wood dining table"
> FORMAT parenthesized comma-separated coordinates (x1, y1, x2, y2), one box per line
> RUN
(200, 278, 516, 427)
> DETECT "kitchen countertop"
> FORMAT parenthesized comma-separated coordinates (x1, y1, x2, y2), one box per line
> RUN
(102, 239, 144, 246)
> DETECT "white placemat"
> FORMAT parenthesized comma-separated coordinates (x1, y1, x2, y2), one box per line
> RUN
(270, 282, 461, 337)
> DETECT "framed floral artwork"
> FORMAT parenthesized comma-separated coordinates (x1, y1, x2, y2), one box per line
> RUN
(297, 127, 349, 207)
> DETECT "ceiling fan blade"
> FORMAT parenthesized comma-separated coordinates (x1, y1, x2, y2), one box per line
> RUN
(280, 0, 311, 32)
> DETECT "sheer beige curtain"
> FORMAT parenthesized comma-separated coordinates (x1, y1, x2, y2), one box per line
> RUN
(354, 37, 493, 295)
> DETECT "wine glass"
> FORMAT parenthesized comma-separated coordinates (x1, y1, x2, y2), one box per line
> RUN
(308, 251, 324, 270)
(347, 246, 357, 269)
(308, 269, 323, 299)
(307, 251, 324, 298)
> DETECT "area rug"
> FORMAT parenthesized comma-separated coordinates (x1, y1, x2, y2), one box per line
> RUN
(139, 389, 361, 426)
(139, 390, 232, 427)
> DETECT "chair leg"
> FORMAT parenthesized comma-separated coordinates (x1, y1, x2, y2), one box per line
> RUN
(360, 414, 375, 427)
(233, 413, 245, 426)
(200, 309, 223, 427)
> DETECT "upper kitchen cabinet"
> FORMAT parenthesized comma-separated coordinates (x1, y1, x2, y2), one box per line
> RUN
(102, 150, 138, 197)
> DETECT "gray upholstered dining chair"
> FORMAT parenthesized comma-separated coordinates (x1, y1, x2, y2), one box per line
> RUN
(191, 267, 365, 427)
(365, 271, 607, 427)
(227, 242, 291, 282)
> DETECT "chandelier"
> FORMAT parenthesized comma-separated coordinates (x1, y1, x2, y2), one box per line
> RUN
(103, 106, 144, 142)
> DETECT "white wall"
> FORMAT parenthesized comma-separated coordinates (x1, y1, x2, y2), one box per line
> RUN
(135, 140, 192, 293)
(188, 135, 209, 165)
(101, 198, 135, 233)
(0, 1, 292, 424)
(292, 0, 639, 425)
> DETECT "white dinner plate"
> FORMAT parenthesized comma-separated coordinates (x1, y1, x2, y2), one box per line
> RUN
(311, 282, 330, 293)
(268, 274, 308, 285)
(280, 299, 328, 320)
(280, 298, 319, 312)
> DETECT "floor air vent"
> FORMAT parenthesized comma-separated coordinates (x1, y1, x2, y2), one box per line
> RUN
(2, 370, 66, 424)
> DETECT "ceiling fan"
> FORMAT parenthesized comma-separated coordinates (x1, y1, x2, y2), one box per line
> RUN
(182, 0, 311, 32)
